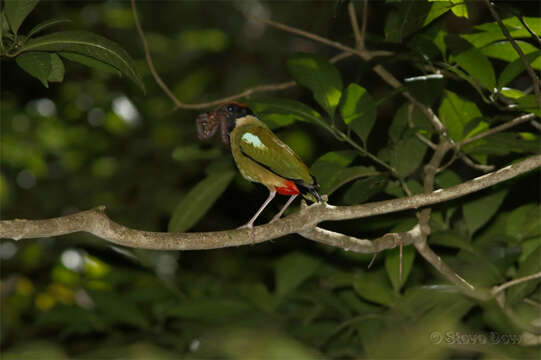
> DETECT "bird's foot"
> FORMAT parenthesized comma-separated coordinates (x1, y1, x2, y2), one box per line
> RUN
(237, 223, 256, 244)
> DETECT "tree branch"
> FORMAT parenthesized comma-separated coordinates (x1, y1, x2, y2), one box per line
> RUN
(458, 113, 537, 147)
(492, 271, 541, 296)
(483, 0, 541, 108)
(2, 155, 539, 249)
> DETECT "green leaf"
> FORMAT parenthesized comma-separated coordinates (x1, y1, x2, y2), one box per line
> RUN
(435, 169, 462, 188)
(247, 98, 323, 129)
(168, 170, 234, 232)
(27, 17, 71, 38)
(385, 245, 415, 291)
(339, 84, 377, 144)
(424, 2, 453, 26)
(450, 0, 469, 19)
(516, 95, 541, 117)
(481, 40, 539, 63)
(47, 53, 64, 82)
(463, 188, 508, 236)
(463, 132, 541, 156)
(520, 237, 541, 262)
(171, 145, 221, 162)
(451, 47, 496, 90)
(161, 299, 253, 323)
(385, 2, 445, 43)
(389, 132, 428, 178)
(15, 51, 52, 87)
(498, 51, 541, 88)
(389, 102, 432, 143)
(287, 53, 343, 119)
(499, 88, 526, 100)
(404, 74, 445, 107)
(429, 231, 474, 252)
(275, 252, 320, 300)
(310, 151, 379, 195)
(4, 0, 39, 34)
(88, 290, 149, 328)
(59, 52, 121, 76)
(353, 269, 398, 307)
(21, 31, 144, 91)
(506, 204, 541, 241)
(507, 247, 541, 304)
(342, 174, 388, 205)
(438, 90, 482, 141)
(462, 17, 541, 48)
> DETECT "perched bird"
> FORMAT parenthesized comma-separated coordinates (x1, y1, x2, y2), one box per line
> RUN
(196, 102, 321, 231)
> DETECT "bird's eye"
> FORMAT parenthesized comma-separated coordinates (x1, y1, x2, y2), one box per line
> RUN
(227, 105, 234, 112)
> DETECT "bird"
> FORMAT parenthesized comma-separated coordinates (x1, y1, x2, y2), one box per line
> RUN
(196, 102, 322, 233)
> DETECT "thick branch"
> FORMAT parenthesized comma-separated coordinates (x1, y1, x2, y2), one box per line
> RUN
(1, 156, 539, 248)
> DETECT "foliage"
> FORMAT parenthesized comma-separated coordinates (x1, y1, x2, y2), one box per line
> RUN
(1, 0, 540, 359)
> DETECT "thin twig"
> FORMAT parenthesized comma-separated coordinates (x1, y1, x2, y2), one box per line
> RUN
(517, 14, 541, 48)
(531, 119, 541, 131)
(492, 272, 541, 295)
(348, 2, 363, 50)
(483, 0, 541, 108)
(459, 153, 495, 172)
(458, 113, 537, 147)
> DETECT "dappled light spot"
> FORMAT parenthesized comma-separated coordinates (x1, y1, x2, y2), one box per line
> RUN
(112, 95, 140, 126)
(16, 169, 36, 189)
(35, 98, 57, 117)
(0, 242, 17, 260)
(87, 107, 105, 127)
(61, 249, 84, 271)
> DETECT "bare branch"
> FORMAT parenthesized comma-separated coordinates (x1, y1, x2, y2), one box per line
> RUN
(492, 272, 541, 296)
(414, 240, 491, 300)
(532, 119, 541, 131)
(458, 153, 496, 172)
(483, 0, 541, 108)
(1, 156, 539, 248)
(517, 14, 541, 49)
(347, 2, 363, 50)
(458, 113, 538, 147)
(299, 224, 423, 253)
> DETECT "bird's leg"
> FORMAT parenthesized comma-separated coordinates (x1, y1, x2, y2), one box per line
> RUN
(238, 189, 276, 243)
(271, 194, 298, 222)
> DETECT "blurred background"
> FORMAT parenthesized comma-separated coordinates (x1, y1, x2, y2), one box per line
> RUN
(1, 1, 540, 359)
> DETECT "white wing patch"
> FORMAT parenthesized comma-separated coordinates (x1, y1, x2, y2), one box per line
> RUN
(241, 132, 266, 149)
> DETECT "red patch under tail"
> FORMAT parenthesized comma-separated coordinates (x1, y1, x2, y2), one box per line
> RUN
(275, 180, 300, 196)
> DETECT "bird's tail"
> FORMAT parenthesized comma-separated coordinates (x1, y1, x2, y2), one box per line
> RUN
(295, 178, 323, 203)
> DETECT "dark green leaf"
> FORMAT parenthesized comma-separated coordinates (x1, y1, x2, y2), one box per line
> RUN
(60, 52, 121, 76)
(429, 231, 474, 252)
(389, 102, 432, 143)
(248, 98, 323, 129)
(507, 247, 541, 304)
(385, 245, 415, 291)
(463, 188, 508, 236)
(385, 1, 450, 43)
(516, 95, 541, 117)
(161, 299, 253, 323)
(339, 84, 377, 143)
(462, 17, 541, 48)
(342, 174, 388, 205)
(353, 269, 398, 307)
(498, 51, 541, 88)
(435, 169, 462, 188)
(463, 132, 541, 156)
(21, 31, 144, 91)
(409, 22, 448, 60)
(438, 90, 482, 141)
(47, 53, 64, 82)
(451, 47, 496, 90)
(520, 237, 541, 262)
(88, 290, 149, 328)
(506, 204, 541, 241)
(168, 170, 235, 232)
(171, 145, 221, 162)
(275, 252, 320, 300)
(389, 133, 428, 178)
(287, 53, 343, 119)
(27, 17, 71, 38)
(15, 51, 52, 87)
(4, 0, 39, 34)
(404, 74, 445, 106)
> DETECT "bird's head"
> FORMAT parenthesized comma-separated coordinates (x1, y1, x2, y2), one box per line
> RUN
(196, 102, 254, 145)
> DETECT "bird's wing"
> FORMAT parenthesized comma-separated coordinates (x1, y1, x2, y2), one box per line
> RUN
(238, 126, 314, 185)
